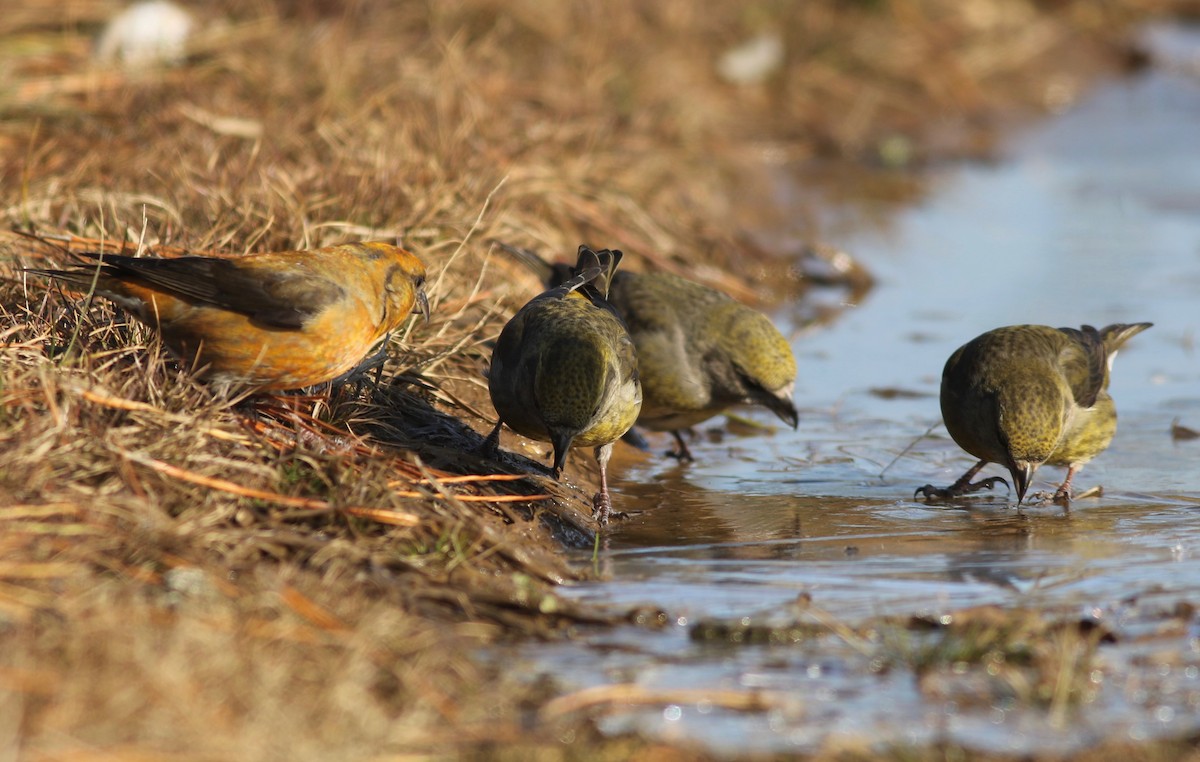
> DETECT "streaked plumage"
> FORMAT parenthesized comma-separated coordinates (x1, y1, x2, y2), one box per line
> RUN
(484, 245, 642, 524)
(496, 241, 797, 460)
(917, 322, 1152, 505)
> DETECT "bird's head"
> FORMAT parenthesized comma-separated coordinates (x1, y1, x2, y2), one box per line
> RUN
(1006, 458, 1039, 505)
(994, 372, 1067, 505)
(377, 245, 430, 325)
(722, 307, 799, 428)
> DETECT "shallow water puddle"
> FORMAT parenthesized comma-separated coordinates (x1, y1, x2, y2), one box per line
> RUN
(510, 26, 1200, 755)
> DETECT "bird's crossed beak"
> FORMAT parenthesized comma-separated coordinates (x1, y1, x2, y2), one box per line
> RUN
(760, 381, 799, 429)
(771, 393, 799, 429)
(1010, 461, 1037, 505)
(413, 290, 431, 323)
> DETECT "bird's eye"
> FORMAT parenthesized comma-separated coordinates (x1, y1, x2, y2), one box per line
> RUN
(415, 274, 426, 289)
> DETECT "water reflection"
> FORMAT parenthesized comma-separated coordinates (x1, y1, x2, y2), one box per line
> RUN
(586, 482, 1200, 619)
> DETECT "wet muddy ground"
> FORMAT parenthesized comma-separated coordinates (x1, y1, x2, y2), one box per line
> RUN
(506, 24, 1200, 757)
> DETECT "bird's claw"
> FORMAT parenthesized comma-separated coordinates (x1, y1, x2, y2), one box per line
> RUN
(915, 476, 1010, 502)
(1021, 490, 1055, 507)
(326, 340, 391, 391)
(592, 492, 613, 526)
(478, 421, 505, 460)
(967, 476, 1010, 494)
(667, 430, 695, 462)
(1052, 484, 1103, 505)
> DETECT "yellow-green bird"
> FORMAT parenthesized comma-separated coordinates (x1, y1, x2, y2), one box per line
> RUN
(916, 322, 1152, 505)
(494, 241, 798, 461)
(484, 245, 642, 524)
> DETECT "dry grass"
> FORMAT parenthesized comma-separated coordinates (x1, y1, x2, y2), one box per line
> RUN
(1, 0, 1196, 757)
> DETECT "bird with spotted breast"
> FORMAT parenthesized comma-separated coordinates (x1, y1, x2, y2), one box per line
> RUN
(27, 241, 429, 391)
(916, 322, 1152, 505)
(484, 245, 642, 524)
(494, 240, 797, 460)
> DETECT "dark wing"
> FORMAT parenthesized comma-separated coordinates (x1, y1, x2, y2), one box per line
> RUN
(1056, 325, 1106, 408)
(77, 252, 344, 329)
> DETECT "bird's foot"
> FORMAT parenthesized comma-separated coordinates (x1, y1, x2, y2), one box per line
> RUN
(478, 421, 504, 459)
(327, 341, 391, 391)
(915, 476, 1010, 501)
(667, 430, 695, 462)
(1020, 490, 1055, 507)
(1051, 484, 1100, 505)
(591, 492, 627, 525)
(592, 492, 612, 526)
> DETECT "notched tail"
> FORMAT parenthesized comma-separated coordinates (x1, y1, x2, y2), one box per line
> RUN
(573, 245, 623, 300)
(1099, 322, 1153, 354)
(1059, 322, 1152, 404)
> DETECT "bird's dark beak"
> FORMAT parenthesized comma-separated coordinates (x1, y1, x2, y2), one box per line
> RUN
(761, 383, 799, 429)
(1010, 461, 1037, 505)
(772, 394, 799, 429)
(550, 431, 575, 480)
(413, 290, 430, 323)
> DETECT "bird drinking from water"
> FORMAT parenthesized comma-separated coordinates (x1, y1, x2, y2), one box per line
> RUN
(916, 322, 1152, 505)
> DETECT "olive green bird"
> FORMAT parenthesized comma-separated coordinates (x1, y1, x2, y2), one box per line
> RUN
(916, 322, 1152, 506)
(484, 245, 642, 524)
(494, 241, 798, 461)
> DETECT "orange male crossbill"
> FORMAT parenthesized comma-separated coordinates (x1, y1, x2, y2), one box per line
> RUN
(28, 241, 430, 391)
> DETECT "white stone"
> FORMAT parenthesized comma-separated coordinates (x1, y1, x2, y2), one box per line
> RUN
(95, 0, 195, 68)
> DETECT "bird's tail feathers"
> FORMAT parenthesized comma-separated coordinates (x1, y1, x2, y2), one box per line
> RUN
(574, 245, 623, 299)
(25, 265, 105, 290)
(489, 239, 575, 287)
(1099, 322, 1153, 354)
(25, 248, 133, 285)
(491, 240, 625, 297)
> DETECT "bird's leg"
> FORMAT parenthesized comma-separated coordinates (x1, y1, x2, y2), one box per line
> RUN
(592, 487, 612, 525)
(370, 336, 390, 386)
(915, 460, 1010, 500)
(479, 420, 504, 458)
(1052, 465, 1078, 505)
(668, 430, 695, 462)
(591, 443, 626, 525)
(326, 338, 391, 390)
